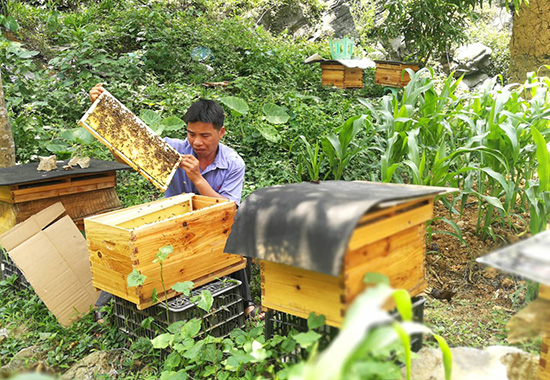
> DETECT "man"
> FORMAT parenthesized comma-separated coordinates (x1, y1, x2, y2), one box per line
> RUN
(89, 84, 261, 319)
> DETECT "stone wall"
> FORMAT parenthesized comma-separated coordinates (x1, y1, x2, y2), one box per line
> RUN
(509, 0, 550, 83)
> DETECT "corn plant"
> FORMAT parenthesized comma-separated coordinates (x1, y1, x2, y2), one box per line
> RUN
(321, 115, 366, 180)
(294, 135, 324, 182)
(361, 69, 550, 240)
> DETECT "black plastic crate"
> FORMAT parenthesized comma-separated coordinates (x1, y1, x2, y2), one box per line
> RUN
(265, 296, 426, 362)
(0, 248, 31, 292)
(113, 278, 245, 340)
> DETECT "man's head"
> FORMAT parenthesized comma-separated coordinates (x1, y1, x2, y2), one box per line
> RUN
(183, 99, 225, 131)
(184, 99, 226, 160)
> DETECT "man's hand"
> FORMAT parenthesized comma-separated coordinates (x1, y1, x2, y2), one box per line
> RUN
(89, 83, 105, 103)
(179, 154, 202, 183)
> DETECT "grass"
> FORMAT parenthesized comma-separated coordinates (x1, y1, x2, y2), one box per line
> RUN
(423, 297, 542, 354)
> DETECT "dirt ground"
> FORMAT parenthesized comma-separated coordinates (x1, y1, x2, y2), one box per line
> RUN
(422, 199, 542, 352)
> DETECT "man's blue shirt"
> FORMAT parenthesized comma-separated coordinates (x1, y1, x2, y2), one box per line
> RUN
(164, 137, 245, 206)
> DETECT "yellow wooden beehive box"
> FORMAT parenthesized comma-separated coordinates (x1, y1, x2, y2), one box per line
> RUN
(321, 62, 363, 89)
(374, 60, 419, 87)
(225, 181, 447, 327)
(84, 193, 246, 309)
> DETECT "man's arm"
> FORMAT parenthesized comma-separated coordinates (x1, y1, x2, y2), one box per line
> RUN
(179, 154, 227, 200)
(179, 154, 245, 205)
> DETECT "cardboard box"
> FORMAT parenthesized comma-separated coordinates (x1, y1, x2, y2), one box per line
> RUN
(0, 203, 100, 326)
(85, 193, 246, 309)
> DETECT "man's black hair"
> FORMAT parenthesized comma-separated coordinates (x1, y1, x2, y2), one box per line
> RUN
(183, 99, 225, 130)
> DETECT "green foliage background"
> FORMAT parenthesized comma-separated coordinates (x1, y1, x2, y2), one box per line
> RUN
(2, 0, 385, 206)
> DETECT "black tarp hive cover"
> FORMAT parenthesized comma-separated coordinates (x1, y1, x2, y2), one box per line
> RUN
(0, 159, 130, 186)
(224, 181, 443, 276)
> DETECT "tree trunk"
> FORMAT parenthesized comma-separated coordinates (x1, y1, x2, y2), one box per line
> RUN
(0, 70, 16, 168)
(509, 0, 550, 82)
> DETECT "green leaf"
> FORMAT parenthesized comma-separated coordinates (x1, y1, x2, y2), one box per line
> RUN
(532, 128, 550, 191)
(364, 273, 390, 286)
(152, 333, 173, 349)
(45, 142, 70, 153)
(161, 116, 185, 131)
(307, 312, 326, 330)
(293, 331, 321, 348)
(171, 281, 194, 296)
(197, 290, 213, 312)
(127, 269, 147, 288)
(262, 103, 290, 124)
(141, 109, 162, 127)
(256, 124, 280, 143)
(141, 316, 154, 329)
(182, 340, 204, 359)
(433, 334, 453, 380)
(392, 322, 412, 380)
(164, 351, 182, 371)
(155, 245, 173, 263)
(72, 128, 95, 144)
(392, 289, 413, 321)
(181, 318, 202, 339)
(159, 370, 188, 380)
(151, 288, 158, 304)
(220, 96, 249, 116)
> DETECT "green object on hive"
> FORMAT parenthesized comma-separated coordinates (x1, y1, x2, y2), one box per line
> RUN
(330, 37, 354, 60)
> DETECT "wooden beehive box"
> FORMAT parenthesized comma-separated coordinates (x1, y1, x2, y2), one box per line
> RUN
(374, 60, 419, 87)
(84, 193, 246, 309)
(0, 159, 128, 234)
(321, 62, 363, 89)
(78, 90, 182, 191)
(225, 181, 448, 327)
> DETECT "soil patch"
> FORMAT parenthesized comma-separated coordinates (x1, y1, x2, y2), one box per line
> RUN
(423, 199, 541, 352)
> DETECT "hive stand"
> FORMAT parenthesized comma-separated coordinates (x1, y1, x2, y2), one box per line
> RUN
(0, 159, 129, 234)
(225, 181, 449, 328)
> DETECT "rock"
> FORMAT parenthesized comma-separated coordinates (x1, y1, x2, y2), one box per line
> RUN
(0, 346, 40, 376)
(452, 43, 493, 76)
(491, 10, 513, 31)
(258, 2, 309, 36)
(259, 1, 357, 41)
(60, 351, 117, 380)
(405, 346, 538, 380)
(37, 155, 57, 172)
(485, 346, 539, 380)
(462, 72, 489, 89)
(319, 0, 356, 38)
(67, 156, 90, 169)
(0, 328, 8, 344)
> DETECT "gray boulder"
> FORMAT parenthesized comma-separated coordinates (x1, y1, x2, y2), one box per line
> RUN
(61, 351, 118, 380)
(258, 0, 357, 41)
(405, 346, 538, 380)
(452, 43, 493, 76)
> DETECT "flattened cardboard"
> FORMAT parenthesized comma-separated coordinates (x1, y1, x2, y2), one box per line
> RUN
(0, 203, 99, 326)
(0, 202, 65, 250)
